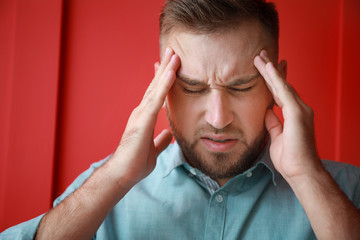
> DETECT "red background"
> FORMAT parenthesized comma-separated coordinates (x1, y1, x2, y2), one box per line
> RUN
(1, 0, 359, 231)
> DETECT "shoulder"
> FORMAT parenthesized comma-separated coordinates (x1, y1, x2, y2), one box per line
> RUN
(321, 159, 360, 179)
(321, 160, 360, 207)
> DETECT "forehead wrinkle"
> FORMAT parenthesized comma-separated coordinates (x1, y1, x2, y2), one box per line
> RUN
(167, 27, 273, 88)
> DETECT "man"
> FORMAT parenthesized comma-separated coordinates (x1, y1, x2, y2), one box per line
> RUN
(1, 0, 360, 239)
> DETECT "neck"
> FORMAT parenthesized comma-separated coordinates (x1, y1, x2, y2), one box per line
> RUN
(216, 178, 231, 187)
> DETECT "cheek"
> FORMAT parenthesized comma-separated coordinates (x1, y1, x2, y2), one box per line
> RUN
(167, 85, 183, 117)
(167, 86, 203, 128)
(232, 84, 272, 132)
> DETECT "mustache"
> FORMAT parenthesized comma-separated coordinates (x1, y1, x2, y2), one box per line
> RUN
(194, 123, 245, 138)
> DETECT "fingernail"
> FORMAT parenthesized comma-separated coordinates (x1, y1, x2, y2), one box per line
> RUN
(261, 50, 268, 58)
(170, 54, 177, 62)
(165, 47, 172, 56)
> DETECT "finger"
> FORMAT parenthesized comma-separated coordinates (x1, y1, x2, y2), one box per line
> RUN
(142, 52, 180, 113)
(255, 50, 298, 109)
(153, 54, 180, 104)
(265, 61, 298, 108)
(154, 129, 173, 155)
(271, 59, 309, 112)
(155, 48, 175, 78)
(254, 54, 280, 103)
(260, 49, 271, 63)
(254, 55, 270, 87)
(261, 50, 287, 80)
(154, 62, 160, 74)
(152, 49, 180, 91)
(260, 52, 287, 107)
(265, 109, 283, 140)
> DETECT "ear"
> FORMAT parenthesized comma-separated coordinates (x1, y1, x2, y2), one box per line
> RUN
(277, 60, 287, 80)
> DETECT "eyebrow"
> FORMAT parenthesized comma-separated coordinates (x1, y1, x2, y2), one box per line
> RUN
(176, 73, 260, 87)
(176, 74, 207, 86)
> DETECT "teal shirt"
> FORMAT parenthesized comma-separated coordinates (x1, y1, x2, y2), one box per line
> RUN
(1, 142, 360, 239)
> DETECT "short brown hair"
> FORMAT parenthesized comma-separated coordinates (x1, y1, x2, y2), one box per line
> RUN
(159, 0, 279, 48)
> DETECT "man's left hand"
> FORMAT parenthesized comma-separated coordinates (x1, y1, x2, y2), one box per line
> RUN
(254, 50, 360, 239)
(254, 50, 322, 181)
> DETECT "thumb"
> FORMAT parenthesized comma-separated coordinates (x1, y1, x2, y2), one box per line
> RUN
(265, 109, 283, 141)
(154, 129, 173, 156)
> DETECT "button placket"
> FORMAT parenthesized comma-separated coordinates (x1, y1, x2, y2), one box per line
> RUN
(204, 191, 227, 239)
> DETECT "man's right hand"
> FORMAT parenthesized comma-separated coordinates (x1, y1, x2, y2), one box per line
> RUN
(35, 48, 180, 240)
(109, 47, 180, 187)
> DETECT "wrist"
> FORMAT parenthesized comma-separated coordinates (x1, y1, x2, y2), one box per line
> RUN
(280, 156, 322, 183)
(104, 155, 140, 193)
(284, 160, 329, 193)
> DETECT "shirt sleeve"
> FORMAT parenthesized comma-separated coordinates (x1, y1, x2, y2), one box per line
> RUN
(0, 215, 44, 240)
(322, 160, 360, 209)
(0, 156, 110, 240)
(53, 156, 109, 207)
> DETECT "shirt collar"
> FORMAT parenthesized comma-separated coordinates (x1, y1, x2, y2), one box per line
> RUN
(254, 140, 280, 186)
(162, 141, 186, 178)
(162, 140, 280, 185)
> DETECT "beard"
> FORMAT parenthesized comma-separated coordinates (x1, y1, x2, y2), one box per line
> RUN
(167, 112, 268, 180)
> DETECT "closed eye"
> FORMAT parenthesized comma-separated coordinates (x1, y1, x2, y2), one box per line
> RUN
(182, 87, 207, 94)
(228, 86, 253, 92)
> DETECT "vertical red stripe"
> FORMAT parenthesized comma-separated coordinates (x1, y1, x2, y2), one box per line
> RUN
(335, 0, 344, 162)
(0, 0, 17, 229)
(338, 0, 360, 164)
(0, 0, 63, 231)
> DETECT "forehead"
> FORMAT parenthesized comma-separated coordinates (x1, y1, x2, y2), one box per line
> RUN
(162, 21, 272, 82)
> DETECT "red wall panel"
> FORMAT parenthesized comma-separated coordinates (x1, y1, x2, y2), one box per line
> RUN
(275, 0, 340, 160)
(1, 0, 359, 232)
(52, 0, 166, 198)
(0, 0, 63, 231)
(338, 0, 360, 164)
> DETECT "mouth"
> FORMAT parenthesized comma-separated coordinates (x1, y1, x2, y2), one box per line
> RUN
(200, 136, 238, 152)
(206, 138, 232, 143)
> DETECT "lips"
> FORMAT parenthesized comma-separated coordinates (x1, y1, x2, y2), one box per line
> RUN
(200, 135, 238, 152)
(206, 138, 231, 143)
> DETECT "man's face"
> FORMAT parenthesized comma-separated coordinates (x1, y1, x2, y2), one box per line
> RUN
(163, 21, 276, 183)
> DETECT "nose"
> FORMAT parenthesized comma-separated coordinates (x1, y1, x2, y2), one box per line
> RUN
(204, 90, 234, 129)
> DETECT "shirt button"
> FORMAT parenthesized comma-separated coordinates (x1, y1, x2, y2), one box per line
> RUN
(190, 169, 197, 175)
(216, 194, 223, 203)
(246, 172, 253, 178)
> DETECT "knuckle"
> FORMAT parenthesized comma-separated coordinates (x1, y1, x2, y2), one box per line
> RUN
(291, 104, 314, 126)
(283, 82, 294, 93)
(141, 88, 157, 107)
(141, 94, 154, 107)
(304, 105, 314, 120)
(290, 106, 303, 119)
(305, 105, 314, 116)
(119, 127, 139, 148)
(130, 106, 142, 118)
